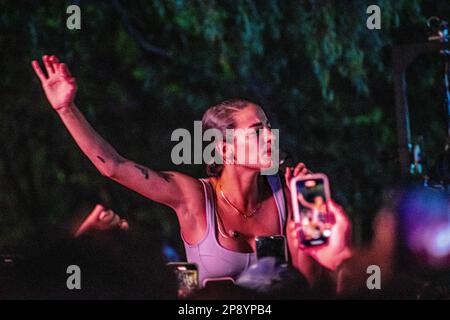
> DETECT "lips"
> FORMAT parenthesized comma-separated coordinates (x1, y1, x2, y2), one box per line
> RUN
(266, 144, 272, 156)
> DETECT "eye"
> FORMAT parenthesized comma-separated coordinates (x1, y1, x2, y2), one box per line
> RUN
(254, 127, 265, 136)
(246, 129, 259, 138)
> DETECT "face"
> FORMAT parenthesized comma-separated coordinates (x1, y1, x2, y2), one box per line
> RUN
(314, 196, 324, 207)
(221, 103, 277, 171)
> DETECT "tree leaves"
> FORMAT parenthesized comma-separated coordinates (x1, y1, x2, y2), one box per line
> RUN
(0, 0, 447, 249)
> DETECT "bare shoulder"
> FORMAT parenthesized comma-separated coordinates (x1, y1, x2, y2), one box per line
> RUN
(166, 171, 205, 209)
(181, 176, 216, 213)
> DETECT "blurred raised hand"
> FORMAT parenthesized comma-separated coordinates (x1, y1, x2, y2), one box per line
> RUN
(287, 199, 352, 271)
(31, 55, 77, 110)
(284, 162, 311, 190)
(74, 204, 129, 238)
(301, 200, 352, 270)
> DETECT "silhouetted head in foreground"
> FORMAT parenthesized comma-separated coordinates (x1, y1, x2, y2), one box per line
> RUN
(0, 229, 177, 299)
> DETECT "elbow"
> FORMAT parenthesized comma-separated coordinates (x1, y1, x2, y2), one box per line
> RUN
(98, 164, 116, 178)
(95, 157, 121, 178)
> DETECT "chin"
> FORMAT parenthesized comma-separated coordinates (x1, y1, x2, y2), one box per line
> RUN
(260, 160, 273, 168)
(259, 155, 274, 167)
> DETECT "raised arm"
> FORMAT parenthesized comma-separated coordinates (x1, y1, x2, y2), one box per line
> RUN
(31, 55, 200, 210)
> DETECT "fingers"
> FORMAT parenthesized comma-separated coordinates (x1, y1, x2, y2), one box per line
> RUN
(328, 199, 345, 221)
(287, 220, 295, 232)
(291, 237, 299, 250)
(60, 63, 74, 80)
(49, 56, 60, 76)
(32, 55, 63, 82)
(284, 166, 292, 185)
(119, 219, 129, 230)
(58, 62, 75, 85)
(99, 209, 123, 229)
(74, 204, 105, 237)
(51, 55, 59, 64)
(286, 220, 300, 252)
(286, 163, 310, 180)
(287, 221, 305, 251)
(99, 209, 115, 223)
(42, 55, 55, 75)
(293, 162, 304, 176)
(285, 163, 310, 189)
(302, 246, 317, 257)
(327, 199, 351, 231)
(99, 209, 110, 221)
(91, 203, 106, 218)
(289, 223, 297, 241)
(31, 60, 47, 82)
(50, 56, 60, 75)
(294, 162, 309, 177)
(109, 211, 121, 226)
(74, 204, 128, 237)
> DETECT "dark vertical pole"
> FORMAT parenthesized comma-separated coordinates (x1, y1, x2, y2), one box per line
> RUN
(392, 42, 448, 180)
(393, 47, 412, 179)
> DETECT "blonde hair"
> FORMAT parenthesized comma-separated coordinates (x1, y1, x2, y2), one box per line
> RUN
(202, 99, 257, 177)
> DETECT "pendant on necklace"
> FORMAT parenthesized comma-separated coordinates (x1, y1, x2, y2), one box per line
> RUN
(228, 230, 240, 238)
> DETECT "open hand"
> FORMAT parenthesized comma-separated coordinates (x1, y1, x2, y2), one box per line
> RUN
(32, 55, 77, 110)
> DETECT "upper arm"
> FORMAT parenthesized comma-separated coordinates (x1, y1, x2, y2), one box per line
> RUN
(108, 157, 202, 211)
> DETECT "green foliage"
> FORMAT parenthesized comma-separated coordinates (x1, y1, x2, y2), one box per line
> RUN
(0, 0, 448, 250)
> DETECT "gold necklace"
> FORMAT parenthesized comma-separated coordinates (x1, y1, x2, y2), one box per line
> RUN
(214, 208, 240, 239)
(217, 181, 262, 219)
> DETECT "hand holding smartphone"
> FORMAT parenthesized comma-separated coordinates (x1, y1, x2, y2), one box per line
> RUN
(167, 262, 199, 298)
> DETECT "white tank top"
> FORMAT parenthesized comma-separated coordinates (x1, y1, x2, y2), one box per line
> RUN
(181, 174, 287, 286)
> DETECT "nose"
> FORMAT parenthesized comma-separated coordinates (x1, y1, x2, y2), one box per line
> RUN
(264, 127, 275, 144)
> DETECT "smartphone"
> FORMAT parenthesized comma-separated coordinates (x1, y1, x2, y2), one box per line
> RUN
(203, 277, 235, 288)
(167, 262, 199, 298)
(290, 173, 332, 246)
(255, 235, 288, 262)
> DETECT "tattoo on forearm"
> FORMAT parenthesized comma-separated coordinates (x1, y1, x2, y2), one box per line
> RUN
(97, 156, 106, 163)
(156, 171, 173, 183)
(134, 164, 149, 179)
